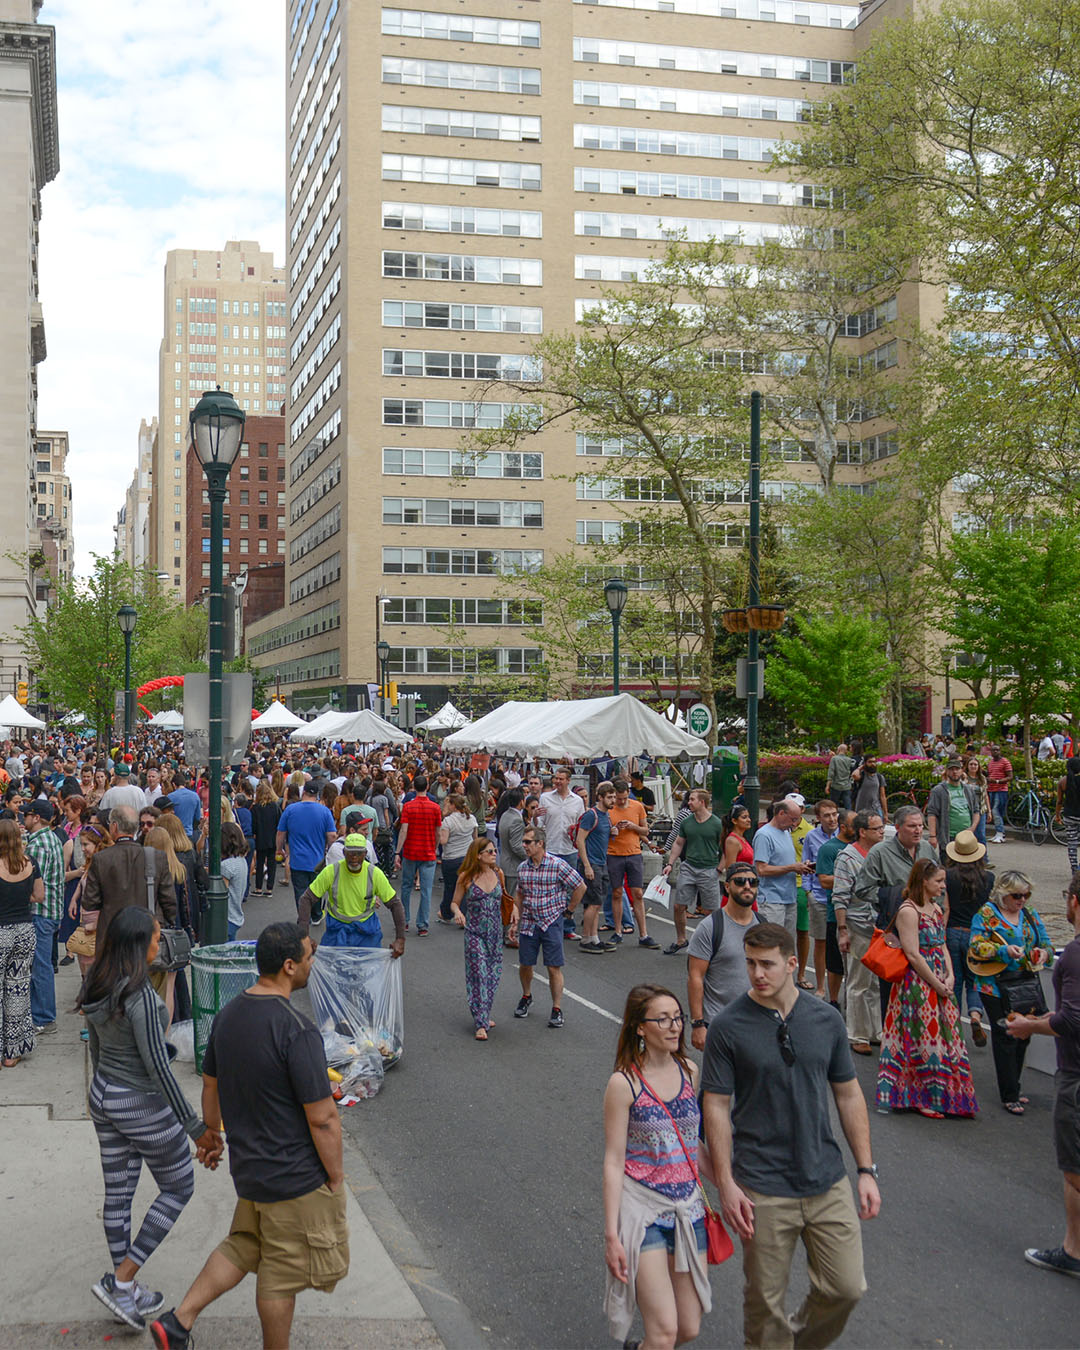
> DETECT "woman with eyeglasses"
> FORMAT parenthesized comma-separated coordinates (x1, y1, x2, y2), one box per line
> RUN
(449, 837, 506, 1040)
(968, 870, 1054, 1115)
(603, 983, 713, 1350)
(877, 857, 978, 1119)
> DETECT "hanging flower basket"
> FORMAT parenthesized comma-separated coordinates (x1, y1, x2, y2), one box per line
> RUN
(746, 605, 786, 631)
(721, 608, 750, 634)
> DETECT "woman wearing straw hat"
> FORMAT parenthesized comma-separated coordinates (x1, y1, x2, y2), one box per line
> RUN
(944, 830, 993, 1049)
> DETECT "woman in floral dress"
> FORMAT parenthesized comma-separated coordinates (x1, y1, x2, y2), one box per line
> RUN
(877, 857, 978, 1119)
(450, 838, 505, 1040)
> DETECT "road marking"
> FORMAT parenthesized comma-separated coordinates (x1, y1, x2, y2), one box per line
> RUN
(519, 968, 622, 1024)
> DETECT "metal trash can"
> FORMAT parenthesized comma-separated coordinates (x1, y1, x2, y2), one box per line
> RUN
(190, 942, 258, 1072)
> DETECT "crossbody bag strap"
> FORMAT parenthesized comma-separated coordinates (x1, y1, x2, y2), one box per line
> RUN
(636, 1070, 715, 1217)
(144, 845, 157, 910)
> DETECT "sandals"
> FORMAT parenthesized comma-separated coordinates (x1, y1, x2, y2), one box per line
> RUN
(598, 924, 616, 932)
(621, 925, 636, 935)
(851, 1041, 873, 1056)
(916, 1107, 945, 1119)
(474, 1028, 488, 1041)
(1003, 1101, 1025, 1115)
(797, 979, 816, 991)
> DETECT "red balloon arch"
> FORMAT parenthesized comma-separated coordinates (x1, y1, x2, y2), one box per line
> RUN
(135, 675, 259, 721)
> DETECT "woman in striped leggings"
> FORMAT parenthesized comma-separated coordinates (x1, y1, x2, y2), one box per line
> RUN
(79, 908, 223, 1331)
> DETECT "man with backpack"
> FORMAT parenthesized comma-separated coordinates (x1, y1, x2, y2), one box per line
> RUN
(687, 864, 761, 1051)
(296, 834, 405, 955)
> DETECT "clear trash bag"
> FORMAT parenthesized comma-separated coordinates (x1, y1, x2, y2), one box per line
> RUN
(309, 946, 404, 1071)
(167, 1019, 195, 1063)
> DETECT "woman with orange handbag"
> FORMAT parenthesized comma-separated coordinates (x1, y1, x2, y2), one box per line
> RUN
(876, 858, 978, 1119)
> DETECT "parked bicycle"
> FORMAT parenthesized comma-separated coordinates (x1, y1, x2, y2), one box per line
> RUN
(1005, 779, 1065, 844)
(885, 778, 931, 819)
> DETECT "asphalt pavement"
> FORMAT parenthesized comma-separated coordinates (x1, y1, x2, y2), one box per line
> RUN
(345, 835, 1078, 1350)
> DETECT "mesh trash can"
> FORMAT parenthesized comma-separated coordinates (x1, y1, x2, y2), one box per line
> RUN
(191, 943, 259, 1072)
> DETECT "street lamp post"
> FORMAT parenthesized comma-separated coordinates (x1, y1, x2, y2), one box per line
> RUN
(744, 390, 763, 834)
(603, 578, 629, 696)
(377, 640, 390, 719)
(190, 387, 246, 946)
(117, 605, 137, 754)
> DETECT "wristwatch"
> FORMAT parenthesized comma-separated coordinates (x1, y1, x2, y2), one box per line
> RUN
(691, 1018, 708, 1030)
(857, 1165, 879, 1180)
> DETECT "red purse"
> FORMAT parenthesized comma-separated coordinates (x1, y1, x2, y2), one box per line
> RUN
(860, 906, 910, 983)
(637, 1072, 733, 1265)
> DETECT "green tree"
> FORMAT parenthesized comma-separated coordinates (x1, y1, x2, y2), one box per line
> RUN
(764, 614, 895, 746)
(940, 526, 1080, 775)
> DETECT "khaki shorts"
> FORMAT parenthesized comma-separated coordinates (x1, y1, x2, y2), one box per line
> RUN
(217, 1183, 350, 1298)
(808, 898, 828, 941)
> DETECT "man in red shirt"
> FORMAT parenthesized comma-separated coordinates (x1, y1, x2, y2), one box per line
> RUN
(393, 774, 443, 935)
(986, 744, 1013, 845)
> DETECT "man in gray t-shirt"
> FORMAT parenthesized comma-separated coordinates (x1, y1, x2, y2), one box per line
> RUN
(688, 864, 761, 1048)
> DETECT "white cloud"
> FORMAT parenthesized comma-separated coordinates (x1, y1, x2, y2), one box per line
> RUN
(35, 0, 286, 572)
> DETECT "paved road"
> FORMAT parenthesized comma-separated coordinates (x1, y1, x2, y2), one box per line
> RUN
(333, 856, 1077, 1350)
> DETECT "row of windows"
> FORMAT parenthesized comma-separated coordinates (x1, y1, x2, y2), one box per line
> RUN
(290, 551, 341, 603)
(291, 0, 337, 77)
(291, 265, 340, 364)
(381, 9, 540, 46)
(290, 0, 339, 124)
(382, 398, 537, 428)
(382, 154, 540, 190)
(291, 456, 341, 524)
(248, 602, 340, 657)
(292, 503, 342, 563)
(382, 105, 542, 142)
(383, 598, 542, 626)
(578, 653, 701, 678)
(291, 360, 341, 445)
(383, 447, 543, 479)
(290, 124, 341, 245)
(383, 497, 544, 527)
(383, 348, 541, 381)
(292, 221, 341, 326)
(576, 518, 753, 545)
(291, 408, 341, 485)
(575, 123, 778, 162)
(291, 77, 341, 206)
(382, 202, 542, 237)
(382, 250, 542, 285)
(845, 296, 898, 338)
(383, 57, 541, 95)
(291, 32, 340, 166)
(293, 313, 341, 403)
(382, 547, 543, 575)
(383, 300, 542, 333)
(574, 39, 852, 82)
(386, 647, 543, 675)
(260, 650, 341, 684)
(574, 168, 820, 205)
(291, 170, 341, 285)
(571, 0, 860, 27)
(575, 211, 802, 244)
(576, 82, 810, 124)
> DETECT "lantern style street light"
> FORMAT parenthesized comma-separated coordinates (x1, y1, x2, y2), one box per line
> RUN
(117, 604, 137, 753)
(603, 578, 629, 696)
(377, 640, 391, 719)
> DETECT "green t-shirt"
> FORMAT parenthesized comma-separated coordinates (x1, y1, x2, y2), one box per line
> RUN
(678, 812, 726, 869)
(309, 859, 396, 919)
(947, 783, 972, 837)
(814, 835, 847, 922)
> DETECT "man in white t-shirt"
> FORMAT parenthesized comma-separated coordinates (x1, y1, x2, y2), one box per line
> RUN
(538, 766, 585, 939)
(99, 763, 150, 814)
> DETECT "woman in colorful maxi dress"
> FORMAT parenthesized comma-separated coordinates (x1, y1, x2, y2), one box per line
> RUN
(450, 838, 505, 1040)
(877, 857, 978, 1119)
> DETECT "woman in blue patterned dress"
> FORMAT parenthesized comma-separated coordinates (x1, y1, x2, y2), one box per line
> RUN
(450, 838, 505, 1040)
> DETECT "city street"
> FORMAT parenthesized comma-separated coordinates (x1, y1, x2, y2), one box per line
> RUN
(334, 835, 1077, 1350)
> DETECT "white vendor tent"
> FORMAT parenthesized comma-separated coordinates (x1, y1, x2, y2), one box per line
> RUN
(251, 701, 307, 730)
(0, 694, 46, 730)
(414, 701, 471, 734)
(441, 693, 709, 759)
(148, 709, 184, 728)
(291, 708, 414, 745)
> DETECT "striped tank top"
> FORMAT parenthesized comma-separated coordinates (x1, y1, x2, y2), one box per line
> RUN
(622, 1066, 704, 1226)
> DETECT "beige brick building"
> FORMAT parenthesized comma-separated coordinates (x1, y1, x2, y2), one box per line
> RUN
(254, 0, 928, 717)
(31, 427, 72, 604)
(115, 416, 155, 574)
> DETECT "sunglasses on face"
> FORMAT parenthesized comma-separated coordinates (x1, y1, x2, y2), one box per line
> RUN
(1006, 891, 1031, 901)
(730, 874, 759, 887)
(777, 1020, 796, 1067)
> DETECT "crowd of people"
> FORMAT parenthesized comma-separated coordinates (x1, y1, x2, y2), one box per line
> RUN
(0, 728, 1078, 1349)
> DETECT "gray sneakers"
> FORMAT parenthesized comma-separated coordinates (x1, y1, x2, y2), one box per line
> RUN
(92, 1272, 145, 1329)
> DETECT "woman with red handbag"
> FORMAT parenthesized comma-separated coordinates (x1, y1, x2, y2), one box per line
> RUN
(603, 983, 727, 1349)
(876, 858, 978, 1119)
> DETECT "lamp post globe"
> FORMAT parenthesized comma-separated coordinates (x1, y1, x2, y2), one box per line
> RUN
(603, 578, 628, 696)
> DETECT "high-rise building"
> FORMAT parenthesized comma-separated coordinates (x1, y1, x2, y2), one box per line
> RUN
(150, 241, 287, 599)
(261, 0, 917, 711)
(31, 427, 72, 604)
(116, 416, 156, 573)
(0, 0, 58, 661)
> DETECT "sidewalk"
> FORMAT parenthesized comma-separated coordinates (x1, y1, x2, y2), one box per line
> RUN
(0, 956, 443, 1349)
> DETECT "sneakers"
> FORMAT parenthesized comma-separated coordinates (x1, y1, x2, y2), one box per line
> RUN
(663, 941, 689, 955)
(92, 1273, 145, 1330)
(1024, 1246, 1080, 1278)
(992, 834, 1005, 844)
(150, 1309, 193, 1349)
(638, 935, 661, 949)
(514, 994, 533, 1018)
(548, 1007, 564, 1029)
(580, 939, 616, 954)
(116, 1282, 165, 1323)
(33, 1022, 57, 1035)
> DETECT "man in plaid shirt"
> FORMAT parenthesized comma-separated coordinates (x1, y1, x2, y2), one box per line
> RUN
(511, 826, 585, 1029)
(24, 799, 64, 1033)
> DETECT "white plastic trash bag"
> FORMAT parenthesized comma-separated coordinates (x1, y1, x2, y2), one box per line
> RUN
(643, 873, 672, 912)
(309, 946, 404, 1070)
(167, 1019, 195, 1063)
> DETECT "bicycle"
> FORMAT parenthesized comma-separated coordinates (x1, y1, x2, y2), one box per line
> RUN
(1005, 779, 1064, 844)
(885, 778, 931, 819)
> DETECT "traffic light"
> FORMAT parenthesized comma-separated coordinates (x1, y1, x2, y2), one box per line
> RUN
(388, 681, 398, 706)
(15, 681, 28, 706)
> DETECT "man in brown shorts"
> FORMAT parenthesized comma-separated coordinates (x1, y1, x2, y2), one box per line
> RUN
(150, 923, 349, 1349)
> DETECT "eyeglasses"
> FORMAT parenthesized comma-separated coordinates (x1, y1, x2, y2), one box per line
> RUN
(776, 1021, 796, 1067)
(1006, 891, 1031, 901)
(642, 1014, 685, 1030)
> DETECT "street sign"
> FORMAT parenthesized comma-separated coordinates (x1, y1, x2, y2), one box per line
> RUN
(736, 658, 764, 699)
(687, 702, 713, 738)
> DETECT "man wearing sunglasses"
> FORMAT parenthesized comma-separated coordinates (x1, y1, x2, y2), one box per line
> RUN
(687, 864, 761, 1050)
(702, 923, 880, 1348)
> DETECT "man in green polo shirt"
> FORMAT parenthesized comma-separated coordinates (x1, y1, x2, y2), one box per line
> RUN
(663, 789, 725, 955)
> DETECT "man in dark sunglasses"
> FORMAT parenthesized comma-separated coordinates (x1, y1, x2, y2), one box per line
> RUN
(687, 865, 762, 1050)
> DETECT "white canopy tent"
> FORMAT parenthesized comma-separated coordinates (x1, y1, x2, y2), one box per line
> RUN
(251, 701, 307, 730)
(414, 701, 471, 734)
(0, 694, 46, 731)
(441, 693, 709, 759)
(148, 709, 184, 728)
(290, 708, 414, 745)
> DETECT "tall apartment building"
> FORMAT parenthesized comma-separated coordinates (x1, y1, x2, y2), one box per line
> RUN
(183, 413, 287, 604)
(116, 416, 156, 572)
(31, 427, 72, 603)
(259, 0, 919, 712)
(0, 0, 57, 662)
(150, 241, 288, 599)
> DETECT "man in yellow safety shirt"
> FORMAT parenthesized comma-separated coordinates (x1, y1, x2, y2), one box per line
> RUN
(297, 835, 406, 955)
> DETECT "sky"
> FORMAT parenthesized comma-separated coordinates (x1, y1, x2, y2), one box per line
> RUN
(36, 0, 286, 575)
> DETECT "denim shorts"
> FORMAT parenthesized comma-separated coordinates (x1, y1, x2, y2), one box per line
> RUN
(640, 1216, 707, 1255)
(517, 920, 565, 969)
